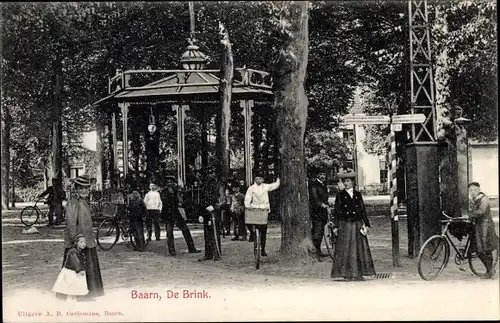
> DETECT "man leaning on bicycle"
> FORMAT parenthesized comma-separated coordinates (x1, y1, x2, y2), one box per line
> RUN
(464, 182, 499, 279)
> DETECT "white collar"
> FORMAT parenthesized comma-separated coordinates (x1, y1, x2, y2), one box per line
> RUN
(316, 179, 324, 185)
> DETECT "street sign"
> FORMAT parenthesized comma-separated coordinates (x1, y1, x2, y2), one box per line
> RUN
(392, 113, 426, 124)
(343, 114, 391, 125)
(392, 123, 402, 131)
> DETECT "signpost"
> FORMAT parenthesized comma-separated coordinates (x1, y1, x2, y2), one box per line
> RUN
(343, 113, 425, 267)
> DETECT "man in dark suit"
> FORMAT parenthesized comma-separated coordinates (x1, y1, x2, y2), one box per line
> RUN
(309, 169, 330, 258)
(160, 176, 200, 256)
(199, 169, 225, 261)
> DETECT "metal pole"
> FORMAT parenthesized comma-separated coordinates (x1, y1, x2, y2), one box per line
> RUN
(389, 121, 400, 267)
(189, 2, 196, 38)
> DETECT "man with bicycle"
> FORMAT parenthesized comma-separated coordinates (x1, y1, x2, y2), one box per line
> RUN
(466, 182, 499, 279)
(244, 174, 280, 257)
(309, 169, 330, 259)
(37, 178, 66, 226)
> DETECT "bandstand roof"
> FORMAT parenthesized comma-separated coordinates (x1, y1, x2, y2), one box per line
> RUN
(93, 67, 274, 110)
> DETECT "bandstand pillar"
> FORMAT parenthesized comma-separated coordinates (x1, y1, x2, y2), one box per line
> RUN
(111, 111, 118, 187)
(119, 103, 130, 185)
(173, 104, 189, 186)
(240, 100, 254, 187)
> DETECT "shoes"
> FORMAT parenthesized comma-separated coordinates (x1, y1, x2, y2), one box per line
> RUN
(261, 251, 268, 257)
(352, 276, 365, 281)
(214, 257, 221, 261)
(317, 252, 329, 258)
(231, 237, 240, 241)
(189, 249, 201, 254)
(198, 256, 212, 261)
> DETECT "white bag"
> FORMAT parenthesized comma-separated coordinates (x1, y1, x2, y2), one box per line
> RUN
(52, 267, 88, 296)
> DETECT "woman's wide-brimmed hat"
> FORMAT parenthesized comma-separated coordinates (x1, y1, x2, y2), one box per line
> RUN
(337, 171, 357, 179)
(73, 175, 91, 187)
(73, 233, 85, 241)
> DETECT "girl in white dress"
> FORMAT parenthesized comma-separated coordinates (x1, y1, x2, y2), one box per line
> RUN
(52, 234, 89, 300)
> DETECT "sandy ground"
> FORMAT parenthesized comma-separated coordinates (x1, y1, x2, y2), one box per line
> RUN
(2, 209, 499, 322)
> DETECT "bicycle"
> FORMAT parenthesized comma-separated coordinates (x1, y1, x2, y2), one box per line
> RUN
(323, 207, 337, 259)
(245, 208, 269, 270)
(96, 203, 149, 252)
(20, 198, 65, 226)
(417, 211, 499, 281)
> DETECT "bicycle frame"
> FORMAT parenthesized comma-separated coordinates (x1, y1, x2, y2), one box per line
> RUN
(439, 222, 472, 261)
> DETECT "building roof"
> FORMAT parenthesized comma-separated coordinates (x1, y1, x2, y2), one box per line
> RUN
(93, 68, 273, 109)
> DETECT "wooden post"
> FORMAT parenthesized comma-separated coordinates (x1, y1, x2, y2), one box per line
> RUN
(389, 122, 400, 267)
(240, 100, 254, 186)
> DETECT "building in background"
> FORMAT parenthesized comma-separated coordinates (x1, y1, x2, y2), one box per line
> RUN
(469, 140, 498, 198)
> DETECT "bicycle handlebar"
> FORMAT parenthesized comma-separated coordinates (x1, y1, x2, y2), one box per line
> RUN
(440, 211, 471, 223)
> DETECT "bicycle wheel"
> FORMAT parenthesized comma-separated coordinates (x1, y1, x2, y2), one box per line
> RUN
(20, 206, 40, 226)
(417, 235, 450, 281)
(254, 228, 261, 270)
(469, 248, 499, 278)
(323, 224, 336, 260)
(90, 203, 99, 220)
(212, 215, 221, 260)
(96, 218, 120, 251)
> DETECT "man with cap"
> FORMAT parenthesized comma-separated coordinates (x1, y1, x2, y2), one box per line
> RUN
(466, 182, 499, 278)
(331, 171, 375, 281)
(244, 174, 280, 257)
(309, 169, 330, 258)
(160, 175, 200, 256)
(198, 168, 225, 261)
(38, 178, 66, 225)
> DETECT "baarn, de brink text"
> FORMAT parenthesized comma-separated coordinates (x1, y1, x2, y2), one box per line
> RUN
(131, 289, 211, 301)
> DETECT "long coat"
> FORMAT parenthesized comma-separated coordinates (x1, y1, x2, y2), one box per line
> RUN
(64, 197, 96, 249)
(469, 193, 499, 253)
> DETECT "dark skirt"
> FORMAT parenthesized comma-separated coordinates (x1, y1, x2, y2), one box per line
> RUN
(331, 220, 376, 279)
(61, 247, 104, 298)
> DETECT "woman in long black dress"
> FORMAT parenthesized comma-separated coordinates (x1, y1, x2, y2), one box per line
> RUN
(331, 172, 376, 281)
(58, 175, 104, 300)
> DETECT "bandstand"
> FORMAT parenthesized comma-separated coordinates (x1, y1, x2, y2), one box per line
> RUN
(92, 40, 279, 198)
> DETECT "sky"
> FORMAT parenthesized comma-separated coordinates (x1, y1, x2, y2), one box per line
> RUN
(82, 131, 97, 151)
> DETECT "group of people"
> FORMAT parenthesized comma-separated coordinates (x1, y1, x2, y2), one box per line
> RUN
(49, 168, 498, 301)
(309, 169, 376, 281)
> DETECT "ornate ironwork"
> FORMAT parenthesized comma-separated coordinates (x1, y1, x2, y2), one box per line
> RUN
(408, 0, 437, 142)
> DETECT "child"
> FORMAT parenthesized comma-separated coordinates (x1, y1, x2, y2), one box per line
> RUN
(230, 185, 246, 241)
(52, 234, 89, 301)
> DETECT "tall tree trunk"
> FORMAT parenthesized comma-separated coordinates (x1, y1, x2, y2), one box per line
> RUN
(51, 52, 64, 192)
(216, 21, 234, 200)
(1, 103, 12, 210)
(434, 6, 460, 217)
(274, 1, 313, 262)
